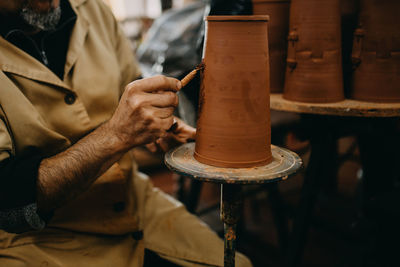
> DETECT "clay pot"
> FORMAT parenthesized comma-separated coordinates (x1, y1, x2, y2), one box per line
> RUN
(351, 0, 400, 103)
(194, 16, 272, 168)
(252, 0, 290, 93)
(283, 0, 344, 103)
(340, 0, 359, 98)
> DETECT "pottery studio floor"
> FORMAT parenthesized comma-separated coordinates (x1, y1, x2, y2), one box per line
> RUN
(136, 135, 372, 267)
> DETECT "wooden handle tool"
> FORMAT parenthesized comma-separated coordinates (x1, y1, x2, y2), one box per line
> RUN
(166, 63, 205, 132)
(179, 62, 205, 88)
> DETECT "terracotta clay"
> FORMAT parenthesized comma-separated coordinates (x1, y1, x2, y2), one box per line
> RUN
(283, 0, 344, 103)
(194, 16, 272, 168)
(252, 0, 290, 93)
(340, 0, 359, 98)
(351, 0, 400, 103)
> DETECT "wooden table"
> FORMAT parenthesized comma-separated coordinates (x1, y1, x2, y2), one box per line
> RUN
(269, 93, 400, 267)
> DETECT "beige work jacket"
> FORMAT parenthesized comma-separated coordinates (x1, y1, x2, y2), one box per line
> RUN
(0, 0, 141, 234)
(0, 0, 252, 266)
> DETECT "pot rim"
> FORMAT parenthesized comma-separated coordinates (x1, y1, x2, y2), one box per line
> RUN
(252, 0, 290, 3)
(206, 15, 269, 22)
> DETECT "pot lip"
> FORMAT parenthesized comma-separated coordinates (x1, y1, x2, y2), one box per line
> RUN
(206, 15, 269, 22)
(252, 0, 290, 3)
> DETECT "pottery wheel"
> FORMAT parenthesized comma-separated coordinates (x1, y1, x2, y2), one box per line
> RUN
(165, 142, 302, 184)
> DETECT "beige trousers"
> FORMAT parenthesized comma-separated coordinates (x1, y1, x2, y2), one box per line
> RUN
(0, 174, 252, 267)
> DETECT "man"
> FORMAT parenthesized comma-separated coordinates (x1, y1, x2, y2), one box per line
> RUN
(0, 0, 252, 266)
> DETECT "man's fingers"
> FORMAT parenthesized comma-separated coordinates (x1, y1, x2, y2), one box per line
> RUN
(159, 117, 175, 133)
(128, 91, 178, 110)
(146, 142, 158, 153)
(150, 107, 175, 119)
(128, 75, 181, 93)
(149, 91, 179, 108)
(156, 138, 170, 152)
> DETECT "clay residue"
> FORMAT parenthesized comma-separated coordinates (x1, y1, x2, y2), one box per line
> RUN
(241, 80, 267, 123)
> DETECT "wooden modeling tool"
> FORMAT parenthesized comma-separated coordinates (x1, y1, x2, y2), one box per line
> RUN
(167, 62, 205, 132)
(180, 62, 205, 88)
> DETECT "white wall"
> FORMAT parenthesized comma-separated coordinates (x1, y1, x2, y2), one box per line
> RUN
(105, 0, 162, 20)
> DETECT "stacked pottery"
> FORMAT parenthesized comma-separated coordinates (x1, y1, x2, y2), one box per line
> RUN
(351, 0, 400, 103)
(283, 0, 344, 103)
(252, 0, 290, 93)
(195, 16, 272, 168)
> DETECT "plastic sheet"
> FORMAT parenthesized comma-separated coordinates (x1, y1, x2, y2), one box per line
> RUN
(136, 1, 206, 79)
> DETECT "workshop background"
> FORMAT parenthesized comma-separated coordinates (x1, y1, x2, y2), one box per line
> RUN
(103, 1, 400, 266)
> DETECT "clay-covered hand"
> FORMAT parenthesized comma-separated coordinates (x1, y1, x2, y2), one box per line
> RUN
(106, 75, 181, 152)
(146, 116, 196, 153)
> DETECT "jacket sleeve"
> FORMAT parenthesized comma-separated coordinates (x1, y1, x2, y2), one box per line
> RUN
(0, 117, 48, 233)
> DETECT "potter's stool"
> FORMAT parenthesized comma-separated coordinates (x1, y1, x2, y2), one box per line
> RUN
(165, 142, 302, 267)
(270, 93, 400, 267)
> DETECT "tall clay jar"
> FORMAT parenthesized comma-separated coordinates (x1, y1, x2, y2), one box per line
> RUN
(252, 0, 290, 93)
(283, 0, 344, 103)
(194, 16, 272, 168)
(351, 0, 400, 102)
(341, 0, 359, 98)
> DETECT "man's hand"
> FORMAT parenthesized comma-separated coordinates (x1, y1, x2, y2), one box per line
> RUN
(105, 75, 181, 152)
(146, 117, 196, 153)
(37, 75, 181, 213)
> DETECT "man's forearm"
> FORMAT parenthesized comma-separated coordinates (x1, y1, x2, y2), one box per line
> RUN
(36, 75, 180, 215)
(36, 122, 125, 214)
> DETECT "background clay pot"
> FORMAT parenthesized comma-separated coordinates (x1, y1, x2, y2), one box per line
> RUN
(252, 0, 290, 93)
(351, 0, 400, 103)
(283, 0, 344, 103)
(194, 15, 272, 168)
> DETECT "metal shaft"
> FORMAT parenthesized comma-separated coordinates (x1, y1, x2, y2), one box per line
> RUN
(221, 184, 243, 267)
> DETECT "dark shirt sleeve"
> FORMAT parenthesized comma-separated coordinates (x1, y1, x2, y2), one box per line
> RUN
(0, 148, 51, 233)
(0, 203, 46, 233)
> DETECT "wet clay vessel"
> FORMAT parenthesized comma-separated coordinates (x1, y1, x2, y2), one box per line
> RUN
(194, 16, 272, 168)
(283, 0, 344, 103)
(252, 0, 290, 93)
(351, 0, 400, 103)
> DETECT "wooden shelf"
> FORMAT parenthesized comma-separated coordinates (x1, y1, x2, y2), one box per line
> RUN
(270, 93, 400, 117)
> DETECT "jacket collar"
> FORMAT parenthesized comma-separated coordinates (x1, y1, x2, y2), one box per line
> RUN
(0, 0, 90, 92)
(70, 0, 88, 8)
